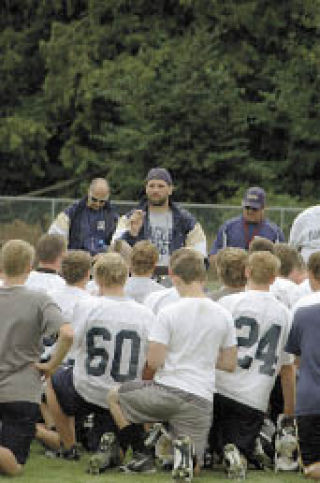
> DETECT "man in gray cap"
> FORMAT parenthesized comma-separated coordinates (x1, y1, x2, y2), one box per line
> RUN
(209, 187, 285, 268)
(112, 167, 206, 268)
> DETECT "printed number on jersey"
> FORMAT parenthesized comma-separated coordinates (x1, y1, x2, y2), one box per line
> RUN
(86, 327, 141, 382)
(235, 316, 281, 376)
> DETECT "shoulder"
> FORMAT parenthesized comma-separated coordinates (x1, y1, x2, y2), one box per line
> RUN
(170, 202, 196, 228)
(292, 205, 320, 225)
(65, 198, 86, 217)
(103, 201, 119, 218)
(220, 215, 242, 231)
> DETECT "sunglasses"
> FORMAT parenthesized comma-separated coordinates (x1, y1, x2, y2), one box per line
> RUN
(244, 206, 260, 212)
(89, 194, 108, 204)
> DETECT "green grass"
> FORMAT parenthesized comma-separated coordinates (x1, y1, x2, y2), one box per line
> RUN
(2, 442, 303, 483)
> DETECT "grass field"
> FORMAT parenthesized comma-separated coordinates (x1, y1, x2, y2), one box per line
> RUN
(1, 442, 304, 483)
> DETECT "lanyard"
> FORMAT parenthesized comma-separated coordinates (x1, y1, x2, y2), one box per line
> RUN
(243, 220, 262, 249)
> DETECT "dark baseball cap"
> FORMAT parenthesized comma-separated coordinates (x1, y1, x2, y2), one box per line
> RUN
(146, 167, 173, 185)
(242, 187, 266, 209)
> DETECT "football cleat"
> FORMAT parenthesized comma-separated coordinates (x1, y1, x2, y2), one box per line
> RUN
(119, 451, 156, 473)
(172, 436, 194, 482)
(274, 415, 300, 472)
(87, 432, 120, 474)
(223, 444, 247, 479)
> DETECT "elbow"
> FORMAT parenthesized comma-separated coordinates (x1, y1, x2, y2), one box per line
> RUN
(228, 359, 238, 372)
(146, 358, 160, 372)
(59, 323, 74, 343)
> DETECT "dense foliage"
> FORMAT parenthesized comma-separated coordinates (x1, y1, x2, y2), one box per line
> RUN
(1, 0, 320, 204)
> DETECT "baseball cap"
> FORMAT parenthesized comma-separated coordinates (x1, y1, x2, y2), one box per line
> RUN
(242, 187, 266, 209)
(146, 167, 173, 185)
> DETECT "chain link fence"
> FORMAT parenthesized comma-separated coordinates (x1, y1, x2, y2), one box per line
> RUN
(0, 196, 303, 249)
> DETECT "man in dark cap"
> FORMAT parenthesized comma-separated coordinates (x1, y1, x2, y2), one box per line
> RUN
(209, 187, 285, 268)
(112, 167, 206, 268)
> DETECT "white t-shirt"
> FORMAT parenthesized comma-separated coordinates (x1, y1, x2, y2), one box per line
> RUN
(49, 285, 92, 362)
(289, 205, 320, 262)
(292, 290, 320, 314)
(291, 279, 312, 306)
(124, 276, 164, 303)
(86, 279, 99, 295)
(270, 277, 298, 309)
(217, 290, 293, 412)
(144, 287, 180, 314)
(72, 296, 155, 408)
(26, 270, 65, 293)
(149, 297, 236, 402)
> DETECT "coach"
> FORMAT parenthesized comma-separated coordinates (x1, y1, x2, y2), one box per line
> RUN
(48, 178, 119, 256)
(209, 187, 285, 267)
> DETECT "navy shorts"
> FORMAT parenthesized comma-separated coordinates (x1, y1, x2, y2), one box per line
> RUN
(51, 366, 116, 431)
(0, 401, 38, 464)
(209, 393, 264, 458)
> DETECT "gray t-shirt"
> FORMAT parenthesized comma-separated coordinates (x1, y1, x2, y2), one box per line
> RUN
(0, 286, 65, 403)
(148, 211, 173, 266)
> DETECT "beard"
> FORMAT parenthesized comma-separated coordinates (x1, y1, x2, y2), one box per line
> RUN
(148, 196, 168, 207)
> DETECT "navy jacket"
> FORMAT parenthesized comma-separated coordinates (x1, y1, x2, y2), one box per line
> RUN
(66, 197, 119, 254)
(120, 199, 197, 254)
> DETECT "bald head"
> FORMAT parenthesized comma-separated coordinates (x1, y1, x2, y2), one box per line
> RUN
(88, 178, 110, 210)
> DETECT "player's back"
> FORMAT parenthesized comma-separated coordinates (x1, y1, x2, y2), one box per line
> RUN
(124, 276, 164, 303)
(144, 286, 180, 314)
(152, 297, 236, 401)
(26, 270, 65, 293)
(217, 290, 292, 412)
(72, 295, 155, 408)
(49, 285, 91, 321)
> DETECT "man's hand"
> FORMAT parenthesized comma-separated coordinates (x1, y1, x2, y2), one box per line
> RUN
(129, 210, 145, 237)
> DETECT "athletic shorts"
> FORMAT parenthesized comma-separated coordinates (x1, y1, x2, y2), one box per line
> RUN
(118, 380, 212, 461)
(209, 393, 264, 458)
(0, 401, 38, 465)
(297, 414, 320, 467)
(51, 366, 116, 432)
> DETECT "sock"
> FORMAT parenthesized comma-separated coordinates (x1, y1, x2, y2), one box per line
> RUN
(118, 424, 147, 454)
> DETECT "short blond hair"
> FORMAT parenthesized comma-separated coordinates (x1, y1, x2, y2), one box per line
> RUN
(170, 248, 206, 284)
(1, 239, 35, 277)
(94, 252, 128, 287)
(247, 251, 280, 285)
(61, 250, 91, 284)
(273, 243, 300, 277)
(131, 241, 159, 275)
(217, 248, 248, 287)
(249, 236, 275, 254)
(36, 234, 67, 263)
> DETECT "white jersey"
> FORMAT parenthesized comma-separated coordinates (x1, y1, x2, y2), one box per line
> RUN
(26, 270, 65, 293)
(292, 290, 320, 314)
(217, 290, 293, 412)
(289, 205, 320, 262)
(149, 297, 236, 402)
(48, 285, 93, 362)
(72, 296, 155, 408)
(144, 287, 180, 314)
(124, 276, 164, 303)
(270, 277, 298, 309)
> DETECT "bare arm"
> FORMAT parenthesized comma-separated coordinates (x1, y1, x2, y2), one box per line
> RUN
(280, 363, 296, 416)
(216, 346, 237, 372)
(35, 323, 74, 377)
(147, 341, 167, 372)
